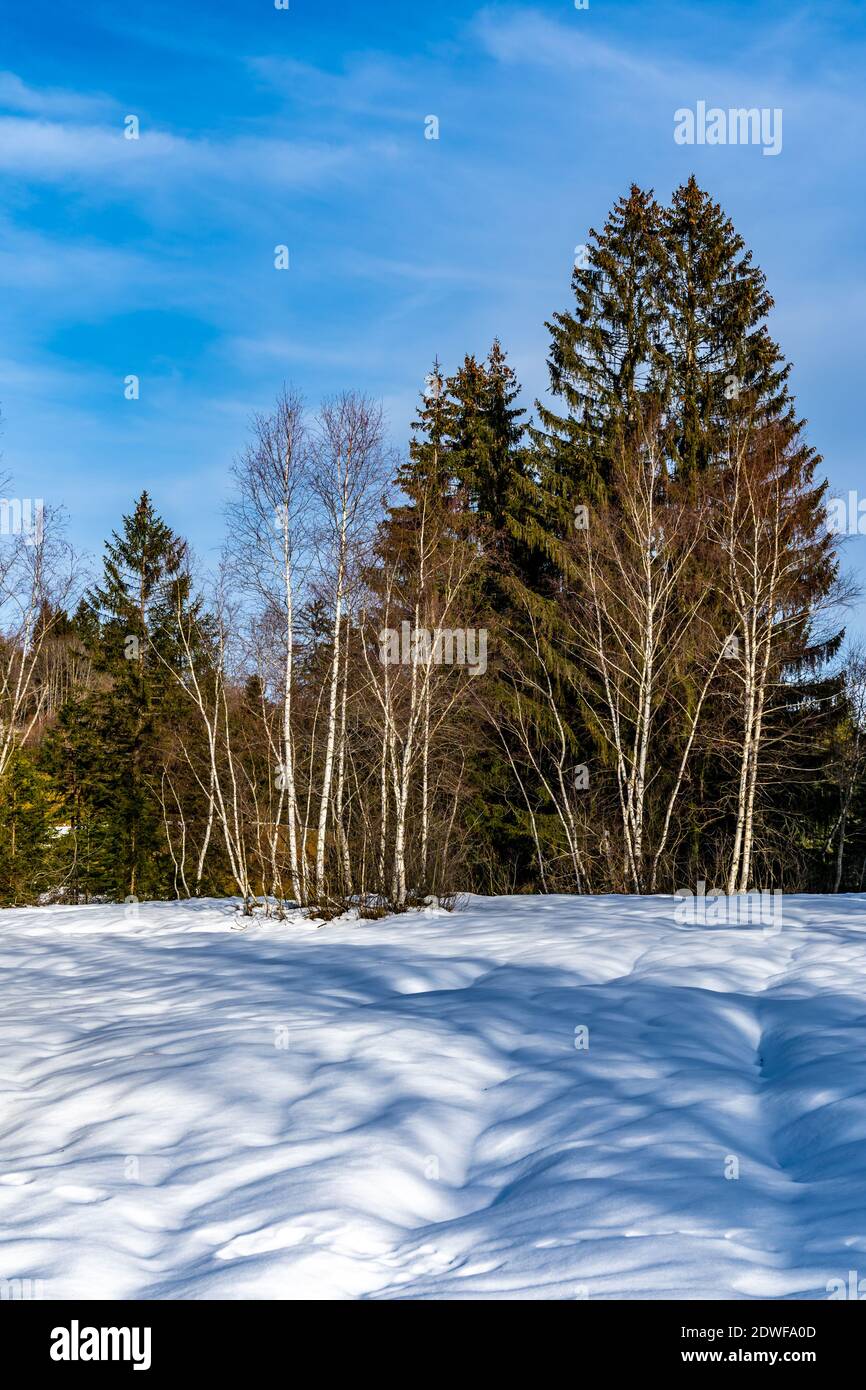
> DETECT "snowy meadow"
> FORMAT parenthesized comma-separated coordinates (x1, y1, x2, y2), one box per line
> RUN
(2, 892, 866, 1300)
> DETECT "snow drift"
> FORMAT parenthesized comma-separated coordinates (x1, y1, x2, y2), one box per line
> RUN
(1, 892, 865, 1300)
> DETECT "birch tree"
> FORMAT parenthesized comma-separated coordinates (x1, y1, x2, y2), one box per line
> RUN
(569, 410, 717, 891)
(308, 394, 386, 903)
(361, 476, 481, 907)
(713, 423, 841, 894)
(229, 389, 311, 904)
(0, 498, 75, 782)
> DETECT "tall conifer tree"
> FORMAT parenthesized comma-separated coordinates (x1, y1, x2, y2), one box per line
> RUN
(54, 493, 191, 899)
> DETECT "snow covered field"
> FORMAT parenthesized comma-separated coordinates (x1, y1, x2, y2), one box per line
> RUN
(2, 892, 866, 1300)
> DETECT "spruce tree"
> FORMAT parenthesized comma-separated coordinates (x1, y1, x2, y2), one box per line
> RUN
(522, 177, 844, 890)
(0, 751, 56, 904)
(54, 493, 191, 900)
(655, 180, 843, 883)
(534, 184, 665, 512)
(658, 175, 802, 481)
(445, 341, 539, 582)
(380, 359, 455, 564)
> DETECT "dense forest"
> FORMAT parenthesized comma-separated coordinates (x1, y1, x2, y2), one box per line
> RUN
(1, 177, 864, 913)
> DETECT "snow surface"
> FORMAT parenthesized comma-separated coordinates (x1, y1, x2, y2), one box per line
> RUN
(2, 892, 866, 1300)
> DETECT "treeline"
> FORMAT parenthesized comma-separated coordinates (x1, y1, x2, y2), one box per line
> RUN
(1, 176, 864, 912)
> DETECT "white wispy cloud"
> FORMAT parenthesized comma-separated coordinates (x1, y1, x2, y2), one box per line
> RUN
(473, 4, 866, 124)
(248, 54, 421, 122)
(0, 115, 353, 194)
(227, 334, 368, 371)
(473, 7, 670, 84)
(0, 71, 115, 120)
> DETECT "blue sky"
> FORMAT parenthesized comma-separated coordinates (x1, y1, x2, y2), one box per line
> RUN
(1, 0, 865, 615)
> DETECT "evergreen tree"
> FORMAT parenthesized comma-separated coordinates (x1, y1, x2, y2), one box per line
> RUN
(445, 341, 541, 586)
(520, 178, 845, 891)
(382, 344, 533, 576)
(441, 344, 547, 886)
(658, 175, 803, 481)
(0, 751, 57, 904)
(378, 359, 457, 578)
(41, 695, 118, 902)
(534, 184, 665, 512)
(52, 493, 192, 900)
